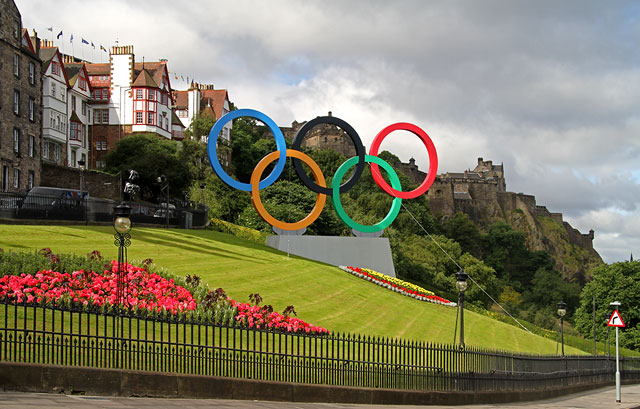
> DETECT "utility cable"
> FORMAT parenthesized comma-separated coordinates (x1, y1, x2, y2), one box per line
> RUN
(398, 200, 532, 334)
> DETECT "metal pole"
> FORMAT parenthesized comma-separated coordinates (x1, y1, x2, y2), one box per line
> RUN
(616, 325, 621, 403)
(593, 295, 597, 355)
(561, 316, 565, 356)
(166, 183, 169, 229)
(459, 291, 464, 348)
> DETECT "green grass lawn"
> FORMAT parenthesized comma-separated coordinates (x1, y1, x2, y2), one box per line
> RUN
(0, 224, 584, 355)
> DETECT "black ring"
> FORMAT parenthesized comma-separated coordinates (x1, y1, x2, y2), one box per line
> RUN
(291, 116, 366, 195)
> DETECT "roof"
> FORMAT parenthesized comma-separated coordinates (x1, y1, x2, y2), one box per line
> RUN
(39, 47, 69, 86)
(69, 111, 82, 123)
(199, 89, 229, 120)
(133, 62, 167, 91)
(171, 110, 185, 129)
(64, 63, 83, 87)
(132, 68, 158, 88)
(173, 90, 188, 109)
(39, 47, 58, 70)
(85, 63, 110, 76)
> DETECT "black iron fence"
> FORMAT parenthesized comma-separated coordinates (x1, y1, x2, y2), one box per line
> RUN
(1, 300, 639, 392)
(0, 192, 207, 228)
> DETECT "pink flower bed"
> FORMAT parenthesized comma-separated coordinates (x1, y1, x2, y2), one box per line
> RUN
(0, 261, 196, 313)
(232, 300, 330, 334)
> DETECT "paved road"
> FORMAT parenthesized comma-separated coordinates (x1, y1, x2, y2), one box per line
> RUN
(2, 384, 640, 409)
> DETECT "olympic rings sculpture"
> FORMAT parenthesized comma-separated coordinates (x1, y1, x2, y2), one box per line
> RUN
(207, 109, 438, 233)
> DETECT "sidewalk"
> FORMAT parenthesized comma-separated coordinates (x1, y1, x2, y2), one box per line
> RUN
(1, 384, 639, 409)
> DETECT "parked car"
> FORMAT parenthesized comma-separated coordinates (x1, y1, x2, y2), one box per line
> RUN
(21, 187, 89, 209)
(154, 203, 176, 219)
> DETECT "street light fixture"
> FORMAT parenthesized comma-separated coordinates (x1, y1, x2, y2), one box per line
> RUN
(157, 175, 169, 229)
(113, 203, 132, 306)
(455, 269, 469, 348)
(557, 301, 567, 356)
(200, 182, 206, 209)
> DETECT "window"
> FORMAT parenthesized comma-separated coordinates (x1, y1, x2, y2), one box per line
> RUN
(53, 145, 60, 162)
(147, 112, 154, 125)
(101, 89, 109, 100)
(13, 54, 20, 77)
(29, 135, 35, 157)
(42, 141, 49, 159)
(70, 121, 81, 141)
(28, 62, 35, 85)
(28, 97, 35, 122)
(96, 140, 107, 151)
(28, 171, 34, 190)
(82, 125, 87, 147)
(2, 166, 8, 192)
(51, 82, 56, 97)
(49, 111, 55, 128)
(135, 89, 143, 99)
(70, 150, 76, 167)
(71, 95, 76, 111)
(136, 112, 143, 124)
(82, 101, 87, 116)
(13, 128, 20, 154)
(148, 90, 155, 101)
(161, 93, 167, 105)
(60, 87, 65, 101)
(94, 109, 109, 124)
(78, 77, 87, 91)
(102, 110, 109, 123)
(96, 160, 106, 169)
(13, 91, 20, 115)
(51, 61, 60, 76)
(13, 169, 19, 189)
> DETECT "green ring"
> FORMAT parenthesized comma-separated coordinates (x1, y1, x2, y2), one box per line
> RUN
(332, 155, 402, 233)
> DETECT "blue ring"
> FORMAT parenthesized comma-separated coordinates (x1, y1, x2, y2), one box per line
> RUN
(206, 109, 287, 191)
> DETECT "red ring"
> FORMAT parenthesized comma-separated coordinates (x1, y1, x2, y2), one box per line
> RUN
(369, 123, 438, 199)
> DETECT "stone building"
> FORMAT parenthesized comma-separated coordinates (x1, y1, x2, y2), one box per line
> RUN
(281, 112, 356, 158)
(0, 1, 42, 192)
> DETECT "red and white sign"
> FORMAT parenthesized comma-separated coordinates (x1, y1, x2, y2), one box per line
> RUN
(608, 310, 625, 328)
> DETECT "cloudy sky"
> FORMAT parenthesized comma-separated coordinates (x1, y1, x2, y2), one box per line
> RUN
(17, 0, 640, 263)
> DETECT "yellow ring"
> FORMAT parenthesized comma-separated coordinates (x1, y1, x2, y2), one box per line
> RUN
(251, 150, 327, 231)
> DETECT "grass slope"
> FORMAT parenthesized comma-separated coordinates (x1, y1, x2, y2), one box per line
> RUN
(0, 224, 583, 355)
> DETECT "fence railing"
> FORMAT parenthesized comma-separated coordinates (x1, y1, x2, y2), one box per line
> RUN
(1, 301, 639, 392)
(0, 192, 208, 228)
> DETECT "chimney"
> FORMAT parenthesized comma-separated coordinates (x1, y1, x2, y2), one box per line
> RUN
(328, 111, 332, 117)
(31, 29, 40, 55)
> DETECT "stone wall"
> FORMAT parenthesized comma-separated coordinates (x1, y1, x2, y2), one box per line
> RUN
(0, 2, 42, 192)
(40, 162, 120, 200)
(89, 124, 131, 169)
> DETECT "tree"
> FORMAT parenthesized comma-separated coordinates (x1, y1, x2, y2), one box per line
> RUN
(442, 213, 482, 257)
(185, 111, 216, 141)
(177, 138, 211, 182)
(574, 261, 640, 349)
(105, 133, 190, 202)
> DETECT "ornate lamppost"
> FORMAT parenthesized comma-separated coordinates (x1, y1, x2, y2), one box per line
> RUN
(157, 175, 169, 229)
(200, 182, 206, 209)
(557, 301, 567, 356)
(113, 204, 132, 306)
(456, 269, 469, 348)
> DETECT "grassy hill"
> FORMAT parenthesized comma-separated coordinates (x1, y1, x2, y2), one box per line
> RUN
(0, 224, 585, 355)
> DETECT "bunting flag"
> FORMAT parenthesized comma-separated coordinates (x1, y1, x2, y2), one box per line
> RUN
(47, 27, 53, 32)
(82, 38, 89, 45)
(70, 33, 74, 43)
(100, 45, 107, 52)
(56, 30, 63, 39)
(91, 42, 95, 49)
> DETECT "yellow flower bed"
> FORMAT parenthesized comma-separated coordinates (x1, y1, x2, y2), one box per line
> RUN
(361, 268, 435, 296)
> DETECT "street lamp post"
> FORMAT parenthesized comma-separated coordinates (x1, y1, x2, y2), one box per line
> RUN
(113, 204, 132, 306)
(455, 269, 469, 348)
(557, 301, 567, 356)
(157, 175, 169, 229)
(200, 182, 206, 209)
(78, 158, 86, 223)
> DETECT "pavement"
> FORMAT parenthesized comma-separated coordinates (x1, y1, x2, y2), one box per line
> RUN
(1, 384, 640, 409)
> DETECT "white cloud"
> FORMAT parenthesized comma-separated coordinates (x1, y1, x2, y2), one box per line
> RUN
(16, 0, 640, 263)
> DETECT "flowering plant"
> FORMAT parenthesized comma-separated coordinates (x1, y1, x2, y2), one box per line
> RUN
(0, 261, 197, 313)
(232, 298, 329, 334)
(340, 266, 456, 307)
